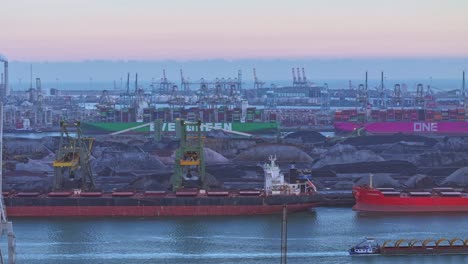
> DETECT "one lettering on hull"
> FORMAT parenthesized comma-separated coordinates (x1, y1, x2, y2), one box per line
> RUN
(414, 122, 438, 132)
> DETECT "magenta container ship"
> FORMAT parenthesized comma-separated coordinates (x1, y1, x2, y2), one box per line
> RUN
(335, 108, 468, 135)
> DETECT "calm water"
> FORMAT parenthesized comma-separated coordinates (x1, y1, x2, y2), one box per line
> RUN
(2, 208, 468, 264)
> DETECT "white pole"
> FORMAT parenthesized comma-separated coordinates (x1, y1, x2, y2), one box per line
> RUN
(0, 102, 5, 222)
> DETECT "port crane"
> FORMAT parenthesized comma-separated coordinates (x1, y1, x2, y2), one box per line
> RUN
(253, 68, 265, 89)
(53, 121, 95, 191)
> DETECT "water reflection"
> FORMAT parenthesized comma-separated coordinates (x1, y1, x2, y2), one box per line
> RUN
(10, 208, 468, 264)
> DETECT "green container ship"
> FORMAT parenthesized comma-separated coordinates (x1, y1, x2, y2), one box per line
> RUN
(81, 121, 279, 135)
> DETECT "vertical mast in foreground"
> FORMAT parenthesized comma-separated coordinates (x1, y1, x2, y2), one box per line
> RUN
(0, 102, 16, 264)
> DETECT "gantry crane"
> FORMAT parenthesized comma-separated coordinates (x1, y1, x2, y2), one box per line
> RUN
(53, 121, 95, 191)
(171, 119, 206, 191)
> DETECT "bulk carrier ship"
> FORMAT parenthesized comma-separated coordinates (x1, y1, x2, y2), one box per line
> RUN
(352, 184, 468, 213)
(3, 156, 318, 217)
(3, 121, 318, 217)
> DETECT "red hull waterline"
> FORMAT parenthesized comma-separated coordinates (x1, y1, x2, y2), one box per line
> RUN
(6, 204, 318, 217)
(352, 186, 468, 213)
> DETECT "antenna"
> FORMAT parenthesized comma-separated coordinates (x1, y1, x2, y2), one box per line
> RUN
(365, 71, 368, 91)
(381, 71, 384, 91)
(292, 68, 297, 86)
(463, 70, 466, 97)
(237, 69, 242, 91)
(126, 72, 130, 94)
(134, 73, 138, 93)
(29, 64, 33, 90)
(302, 68, 307, 84)
(253, 68, 258, 83)
(296, 68, 301, 84)
(380, 71, 385, 108)
(180, 69, 184, 91)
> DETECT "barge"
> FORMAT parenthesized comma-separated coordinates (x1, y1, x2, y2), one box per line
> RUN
(350, 237, 468, 256)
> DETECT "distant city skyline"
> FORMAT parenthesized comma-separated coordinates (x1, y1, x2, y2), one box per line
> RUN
(1, 0, 468, 61)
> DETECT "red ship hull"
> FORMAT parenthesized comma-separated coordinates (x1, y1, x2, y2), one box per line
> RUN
(6, 204, 317, 217)
(352, 186, 468, 213)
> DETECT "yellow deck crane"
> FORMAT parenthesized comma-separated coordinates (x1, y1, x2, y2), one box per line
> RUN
(170, 119, 206, 190)
(53, 121, 95, 191)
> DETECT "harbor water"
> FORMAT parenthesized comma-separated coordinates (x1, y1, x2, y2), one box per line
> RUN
(4, 207, 468, 264)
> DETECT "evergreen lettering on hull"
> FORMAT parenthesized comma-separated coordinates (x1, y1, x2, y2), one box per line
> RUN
(151, 122, 233, 132)
(82, 122, 278, 134)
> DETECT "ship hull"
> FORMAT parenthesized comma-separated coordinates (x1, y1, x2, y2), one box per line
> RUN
(81, 122, 278, 135)
(352, 187, 468, 213)
(5, 194, 318, 217)
(6, 204, 316, 217)
(381, 246, 468, 255)
(335, 121, 468, 135)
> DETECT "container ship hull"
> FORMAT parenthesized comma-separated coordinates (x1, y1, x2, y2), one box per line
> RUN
(81, 122, 279, 135)
(4, 194, 318, 217)
(335, 121, 468, 136)
(352, 186, 468, 213)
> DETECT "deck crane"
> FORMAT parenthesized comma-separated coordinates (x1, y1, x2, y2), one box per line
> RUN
(171, 119, 206, 190)
(53, 121, 95, 191)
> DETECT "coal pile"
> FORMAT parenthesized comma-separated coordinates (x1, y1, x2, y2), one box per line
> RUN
(234, 144, 314, 163)
(342, 133, 438, 147)
(312, 144, 383, 169)
(283, 131, 326, 144)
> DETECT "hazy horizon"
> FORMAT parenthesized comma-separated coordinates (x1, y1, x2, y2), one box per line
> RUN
(5, 58, 467, 92)
(7, 57, 467, 81)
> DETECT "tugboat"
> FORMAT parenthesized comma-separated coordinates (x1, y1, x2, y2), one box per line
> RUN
(349, 237, 381, 255)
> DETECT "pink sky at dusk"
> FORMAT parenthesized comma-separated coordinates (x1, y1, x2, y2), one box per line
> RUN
(1, 0, 467, 61)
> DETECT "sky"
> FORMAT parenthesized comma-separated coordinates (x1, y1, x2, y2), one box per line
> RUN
(1, 0, 468, 61)
(1, 0, 467, 85)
